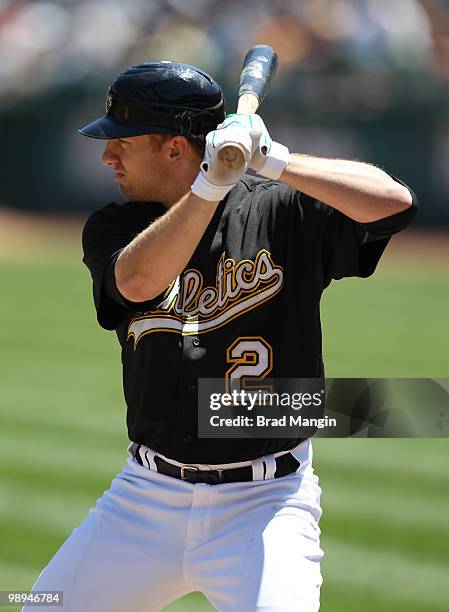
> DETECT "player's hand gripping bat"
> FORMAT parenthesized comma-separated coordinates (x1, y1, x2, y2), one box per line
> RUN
(216, 44, 278, 172)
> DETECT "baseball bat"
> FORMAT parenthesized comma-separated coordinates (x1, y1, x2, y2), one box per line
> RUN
(216, 44, 278, 171)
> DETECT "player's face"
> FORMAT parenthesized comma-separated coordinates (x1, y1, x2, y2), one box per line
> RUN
(102, 135, 171, 202)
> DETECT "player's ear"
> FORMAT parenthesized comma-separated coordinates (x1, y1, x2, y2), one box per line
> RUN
(167, 136, 189, 161)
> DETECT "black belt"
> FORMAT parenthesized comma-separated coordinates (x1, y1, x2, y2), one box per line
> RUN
(134, 445, 300, 485)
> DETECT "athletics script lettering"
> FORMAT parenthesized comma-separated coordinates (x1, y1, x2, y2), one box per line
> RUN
(127, 250, 284, 346)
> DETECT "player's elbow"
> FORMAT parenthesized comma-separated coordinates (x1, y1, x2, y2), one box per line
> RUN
(358, 182, 414, 223)
(388, 182, 413, 212)
(372, 183, 413, 221)
(114, 261, 162, 303)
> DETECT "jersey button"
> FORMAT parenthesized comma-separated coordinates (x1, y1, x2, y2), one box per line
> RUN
(184, 435, 192, 443)
(188, 384, 196, 393)
(192, 337, 200, 347)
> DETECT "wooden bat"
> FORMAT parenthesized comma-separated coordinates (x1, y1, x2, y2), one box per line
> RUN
(217, 44, 278, 171)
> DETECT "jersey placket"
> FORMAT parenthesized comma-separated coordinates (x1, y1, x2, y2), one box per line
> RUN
(171, 315, 204, 456)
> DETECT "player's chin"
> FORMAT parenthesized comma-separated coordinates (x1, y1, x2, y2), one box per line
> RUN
(116, 181, 133, 199)
(118, 185, 147, 203)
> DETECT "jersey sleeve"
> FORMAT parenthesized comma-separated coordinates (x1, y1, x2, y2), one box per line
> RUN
(296, 176, 418, 293)
(82, 202, 163, 330)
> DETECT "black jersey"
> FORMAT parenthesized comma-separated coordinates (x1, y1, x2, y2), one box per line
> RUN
(82, 175, 417, 463)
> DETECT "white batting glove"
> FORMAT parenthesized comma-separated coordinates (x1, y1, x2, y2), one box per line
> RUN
(191, 125, 252, 201)
(218, 114, 290, 180)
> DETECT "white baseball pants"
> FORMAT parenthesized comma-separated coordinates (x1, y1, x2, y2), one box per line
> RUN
(24, 440, 323, 612)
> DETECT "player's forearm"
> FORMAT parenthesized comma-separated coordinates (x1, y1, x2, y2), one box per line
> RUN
(280, 154, 412, 223)
(115, 192, 219, 302)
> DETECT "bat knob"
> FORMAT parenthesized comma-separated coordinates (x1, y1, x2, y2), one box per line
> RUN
(201, 142, 247, 185)
(217, 143, 246, 170)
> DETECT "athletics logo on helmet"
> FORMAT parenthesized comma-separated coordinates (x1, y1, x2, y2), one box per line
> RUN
(79, 61, 225, 142)
(106, 93, 113, 114)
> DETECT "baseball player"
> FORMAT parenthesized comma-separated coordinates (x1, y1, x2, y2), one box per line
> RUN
(25, 61, 417, 611)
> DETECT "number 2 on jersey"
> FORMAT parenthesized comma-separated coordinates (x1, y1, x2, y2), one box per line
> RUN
(225, 336, 273, 394)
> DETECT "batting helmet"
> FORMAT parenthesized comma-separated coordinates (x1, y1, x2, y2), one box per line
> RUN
(79, 61, 225, 142)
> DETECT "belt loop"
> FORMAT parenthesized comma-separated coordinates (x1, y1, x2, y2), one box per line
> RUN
(264, 454, 276, 480)
(145, 448, 158, 471)
(138, 446, 157, 470)
(251, 457, 265, 481)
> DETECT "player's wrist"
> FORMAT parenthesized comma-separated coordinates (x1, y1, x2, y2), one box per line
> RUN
(255, 141, 290, 180)
(191, 171, 235, 202)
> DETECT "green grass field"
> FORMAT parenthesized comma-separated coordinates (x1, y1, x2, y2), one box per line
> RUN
(0, 222, 448, 611)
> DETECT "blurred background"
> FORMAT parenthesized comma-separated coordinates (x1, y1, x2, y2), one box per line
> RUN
(0, 1, 448, 611)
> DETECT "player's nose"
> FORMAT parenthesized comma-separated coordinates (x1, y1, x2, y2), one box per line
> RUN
(102, 140, 120, 167)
